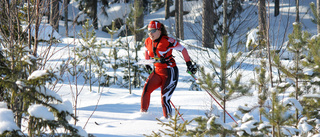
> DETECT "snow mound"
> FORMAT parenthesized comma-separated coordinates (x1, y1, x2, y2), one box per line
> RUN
(130, 112, 159, 120)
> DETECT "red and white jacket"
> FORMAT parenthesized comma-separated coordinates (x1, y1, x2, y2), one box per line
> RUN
(145, 35, 191, 69)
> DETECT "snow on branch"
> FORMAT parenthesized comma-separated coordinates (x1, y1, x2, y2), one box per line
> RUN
(28, 70, 49, 80)
(0, 108, 20, 134)
(281, 97, 303, 112)
(36, 85, 62, 102)
(28, 104, 55, 120)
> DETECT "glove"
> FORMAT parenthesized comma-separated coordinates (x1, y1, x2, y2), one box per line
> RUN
(145, 65, 153, 74)
(186, 61, 197, 74)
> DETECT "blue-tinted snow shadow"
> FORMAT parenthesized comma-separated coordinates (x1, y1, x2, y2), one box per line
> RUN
(93, 133, 141, 137)
(77, 102, 209, 121)
(78, 103, 140, 114)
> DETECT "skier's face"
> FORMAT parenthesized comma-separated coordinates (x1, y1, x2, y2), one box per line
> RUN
(148, 28, 161, 41)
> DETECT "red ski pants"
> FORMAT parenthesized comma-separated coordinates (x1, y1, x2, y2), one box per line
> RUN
(141, 66, 179, 118)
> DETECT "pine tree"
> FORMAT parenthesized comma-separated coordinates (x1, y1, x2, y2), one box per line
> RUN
(0, 47, 82, 136)
(75, 19, 109, 92)
(260, 87, 301, 136)
(105, 21, 122, 86)
(233, 107, 261, 136)
(122, 5, 144, 89)
(299, 12, 320, 135)
(26, 71, 80, 136)
(146, 108, 192, 137)
(250, 59, 269, 122)
(272, 22, 310, 125)
(198, 36, 251, 124)
(310, 2, 320, 29)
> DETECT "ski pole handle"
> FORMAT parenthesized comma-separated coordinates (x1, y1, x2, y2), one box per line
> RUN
(187, 71, 197, 80)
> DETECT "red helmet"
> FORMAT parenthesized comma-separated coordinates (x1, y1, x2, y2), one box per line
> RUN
(148, 21, 161, 29)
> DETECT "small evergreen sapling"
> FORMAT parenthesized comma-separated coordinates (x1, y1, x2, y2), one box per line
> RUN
(146, 108, 192, 137)
(272, 22, 311, 126)
(187, 105, 235, 136)
(250, 59, 269, 122)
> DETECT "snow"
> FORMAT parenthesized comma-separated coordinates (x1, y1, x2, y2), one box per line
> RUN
(50, 100, 73, 114)
(0, 108, 20, 134)
(22, 24, 61, 41)
(49, 100, 73, 121)
(28, 104, 55, 121)
(0, 0, 319, 136)
(257, 121, 271, 130)
(303, 94, 320, 98)
(74, 126, 88, 137)
(246, 28, 259, 49)
(298, 117, 313, 133)
(238, 120, 258, 135)
(36, 85, 63, 102)
(27, 70, 49, 80)
(242, 113, 253, 122)
(281, 97, 303, 112)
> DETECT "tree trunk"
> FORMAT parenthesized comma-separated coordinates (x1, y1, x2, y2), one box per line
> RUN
(178, 0, 184, 40)
(33, 0, 40, 56)
(175, 0, 179, 39)
(295, 0, 299, 23)
(223, 0, 228, 35)
(64, 0, 69, 36)
(274, 0, 279, 16)
(134, 0, 144, 42)
(50, 0, 60, 32)
(258, 0, 266, 38)
(93, 0, 98, 29)
(134, 0, 144, 88)
(317, 0, 320, 33)
(221, 35, 228, 137)
(27, 0, 31, 49)
(165, 0, 170, 19)
(202, 0, 214, 48)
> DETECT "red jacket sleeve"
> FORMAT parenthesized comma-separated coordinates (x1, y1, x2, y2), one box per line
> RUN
(181, 48, 191, 62)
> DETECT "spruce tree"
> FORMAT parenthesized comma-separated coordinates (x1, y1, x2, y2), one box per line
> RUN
(0, 1, 85, 136)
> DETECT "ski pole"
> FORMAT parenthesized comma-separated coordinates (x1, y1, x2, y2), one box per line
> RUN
(187, 71, 238, 125)
(170, 101, 185, 122)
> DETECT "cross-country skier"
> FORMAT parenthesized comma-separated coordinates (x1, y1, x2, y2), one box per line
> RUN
(140, 20, 197, 118)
